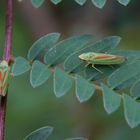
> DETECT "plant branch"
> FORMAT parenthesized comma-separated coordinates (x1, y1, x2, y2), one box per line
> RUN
(0, 0, 13, 140)
(0, 94, 8, 140)
(3, 0, 13, 62)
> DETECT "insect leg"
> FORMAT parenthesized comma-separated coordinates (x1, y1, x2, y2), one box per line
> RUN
(109, 65, 114, 68)
(85, 62, 91, 67)
(92, 64, 103, 73)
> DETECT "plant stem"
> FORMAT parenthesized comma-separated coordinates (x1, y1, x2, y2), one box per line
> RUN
(0, 95, 8, 140)
(4, 0, 13, 62)
(0, 0, 13, 140)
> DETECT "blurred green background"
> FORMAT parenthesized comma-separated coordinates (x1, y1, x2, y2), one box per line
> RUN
(0, 0, 140, 140)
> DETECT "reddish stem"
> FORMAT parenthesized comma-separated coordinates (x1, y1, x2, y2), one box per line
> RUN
(0, 0, 13, 140)
(3, 0, 13, 62)
(0, 95, 8, 140)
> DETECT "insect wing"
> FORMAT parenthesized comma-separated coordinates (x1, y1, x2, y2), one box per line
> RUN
(79, 52, 126, 65)
(2, 69, 9, 96)
(93, 53, 126, 64)
(0, 61, 9, 96)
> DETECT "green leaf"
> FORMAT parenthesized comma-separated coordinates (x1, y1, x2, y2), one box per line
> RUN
(75, 0, 87, 5)
(30, 61, 51, 88)
(91, 0, 107, 8)
(64, 36, 121, 73)
(44, 34, 92, 66)
(123, 94, 140, 128)
(111, 50, 140, 59)
(107, 51, 140, 89)
(31, 0, 45, 8)
(50, 0, 62, 5)
(65, 137, 88, 140)
(101, 83, 121, 114)
(54, 68, 73, 97)
(27, 33, 60, 61)
(117, 0, 131, 6)
(108, 60, 140, 89)
(115, 73, 140, 90)
(24, 126, 53, 140)
(85, 65, 120, 81)
(11, 57, 31, 76)
(130, 79, 140, 98)
(75, 75, 95, 103)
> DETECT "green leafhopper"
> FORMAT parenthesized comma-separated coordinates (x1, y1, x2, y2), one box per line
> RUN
(0, 60, 10, 96)
(79, 52, 127, 72)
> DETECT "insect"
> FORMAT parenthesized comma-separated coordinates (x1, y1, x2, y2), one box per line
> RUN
(79, 52, 127, 73)
(0, 60, 10, 96)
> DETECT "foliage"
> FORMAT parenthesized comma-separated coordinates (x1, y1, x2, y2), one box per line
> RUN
(9, 0, 139, 139)
(101, 83, 121, 114)
(30, 0, 131, 8)
(24, 126, 53, 140)
(11, 32, 140, 130)
(23, 126, 87, 140)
